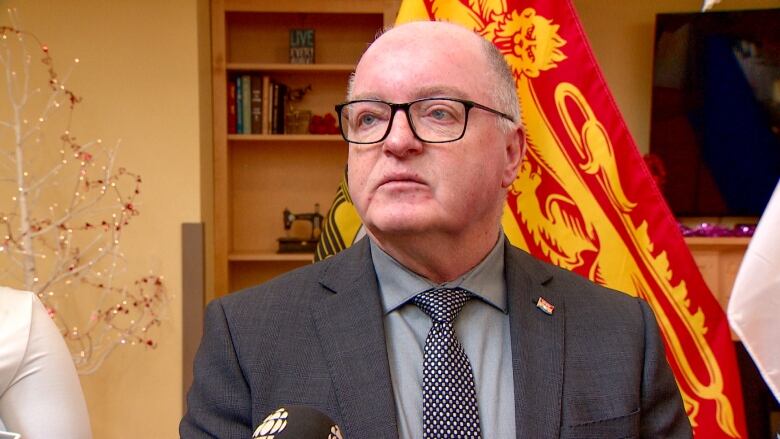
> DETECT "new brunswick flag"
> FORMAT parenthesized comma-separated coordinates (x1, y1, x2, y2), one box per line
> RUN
(315, 1, 748, 436)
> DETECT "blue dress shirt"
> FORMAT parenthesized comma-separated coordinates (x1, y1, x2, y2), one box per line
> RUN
(370, 235, 516, 439)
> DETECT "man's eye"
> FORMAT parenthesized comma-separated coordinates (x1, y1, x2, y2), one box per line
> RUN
(426, 107, 457, 122)
(359, 114, 378, 126)
(430, 109, 450, 120)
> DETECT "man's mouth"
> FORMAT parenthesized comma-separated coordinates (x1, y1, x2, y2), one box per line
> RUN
(378, 172, 425, 189)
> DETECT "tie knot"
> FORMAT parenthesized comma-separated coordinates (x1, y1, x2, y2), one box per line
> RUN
(413, 287, 472, 323)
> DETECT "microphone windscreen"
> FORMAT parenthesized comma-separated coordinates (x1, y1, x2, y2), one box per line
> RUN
(252, 405, 343, 439)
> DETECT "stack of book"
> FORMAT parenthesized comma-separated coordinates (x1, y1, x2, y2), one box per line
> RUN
(228, 74, 288, 135)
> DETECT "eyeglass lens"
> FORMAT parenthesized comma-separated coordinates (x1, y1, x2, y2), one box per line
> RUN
(340, 99, 467, 143)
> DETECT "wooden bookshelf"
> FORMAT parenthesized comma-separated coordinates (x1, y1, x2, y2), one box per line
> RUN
(684, 236, 751, 314)
(210, 0, 398, 298)
(228, 252, 314, 262)
(226, 134, 344, 142)
(227, 63, 357, 72)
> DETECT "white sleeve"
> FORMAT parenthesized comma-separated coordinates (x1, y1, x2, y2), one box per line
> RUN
(0, 290, 92, 438)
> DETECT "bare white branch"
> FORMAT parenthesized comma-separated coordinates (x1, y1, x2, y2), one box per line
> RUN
(0, 19, 166, 374)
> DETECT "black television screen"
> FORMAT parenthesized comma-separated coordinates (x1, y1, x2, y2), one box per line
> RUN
(649, 9, 780, 217)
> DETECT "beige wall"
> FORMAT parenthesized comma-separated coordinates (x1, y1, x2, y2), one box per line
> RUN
(574, 0, 780, 154)
(2, 0, 208, 437)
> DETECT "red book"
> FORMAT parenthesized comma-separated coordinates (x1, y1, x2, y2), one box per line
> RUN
(227, 79, 237, 134)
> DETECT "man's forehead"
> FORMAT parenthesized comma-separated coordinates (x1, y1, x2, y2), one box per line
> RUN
(375, 21, 479, 44)
(352, 25, 486, 101)
(350, 85, 471, 102)
(359, 22, 484, 66)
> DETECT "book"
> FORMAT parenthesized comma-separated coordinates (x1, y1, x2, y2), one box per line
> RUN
(271, 82, 279, 134)
(235, 76, 243, 134)
(250, 75, 263, 134)
(274, 83, 287, 134)
(227, 79, 237, 134)
(241, 75, 251, 134)
(262, 75, 271, 134)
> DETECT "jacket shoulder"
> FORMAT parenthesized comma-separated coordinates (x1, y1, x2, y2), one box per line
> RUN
(216, 239, 370, 319)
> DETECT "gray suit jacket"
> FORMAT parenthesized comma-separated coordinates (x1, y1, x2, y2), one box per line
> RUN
(181, 238, 691, 438)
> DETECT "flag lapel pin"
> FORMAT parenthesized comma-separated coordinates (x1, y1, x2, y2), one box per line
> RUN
(535, 297, 555, 315)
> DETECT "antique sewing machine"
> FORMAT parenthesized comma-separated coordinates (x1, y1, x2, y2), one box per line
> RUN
(277, 204, 324, 253)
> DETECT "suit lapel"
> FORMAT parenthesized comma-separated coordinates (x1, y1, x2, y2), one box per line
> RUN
(505, 244, 565, 438)
(311, 239, 398, 438)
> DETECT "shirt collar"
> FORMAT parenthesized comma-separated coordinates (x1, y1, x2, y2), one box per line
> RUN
(370, 234, 507, 315)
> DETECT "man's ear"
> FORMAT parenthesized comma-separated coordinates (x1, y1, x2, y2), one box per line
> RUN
(502, 125, 526, 188)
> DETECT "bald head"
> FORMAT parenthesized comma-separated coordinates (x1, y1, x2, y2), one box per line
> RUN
(348, 21, 521, 130)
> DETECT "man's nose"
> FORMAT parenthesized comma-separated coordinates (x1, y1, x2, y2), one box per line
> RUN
(382, 109, 423, 157)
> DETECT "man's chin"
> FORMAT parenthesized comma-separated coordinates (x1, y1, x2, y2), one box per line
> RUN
(364, 215, 435, 238)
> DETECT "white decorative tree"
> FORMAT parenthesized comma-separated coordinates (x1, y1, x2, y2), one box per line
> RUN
(0, 14, 166, 374)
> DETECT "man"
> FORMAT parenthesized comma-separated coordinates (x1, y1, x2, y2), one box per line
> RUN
(181, 21, 691, 438)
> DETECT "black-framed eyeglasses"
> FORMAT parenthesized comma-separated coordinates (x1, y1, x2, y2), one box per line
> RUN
(334, 97, 515, 144)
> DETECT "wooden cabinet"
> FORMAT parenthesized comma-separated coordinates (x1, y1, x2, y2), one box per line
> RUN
(685, 236, 750, 340)
(685, 237, 750, 312)
(210, 0, 398, 298)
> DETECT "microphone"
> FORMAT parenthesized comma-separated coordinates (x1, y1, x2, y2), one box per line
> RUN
(252, 405, 343, 439)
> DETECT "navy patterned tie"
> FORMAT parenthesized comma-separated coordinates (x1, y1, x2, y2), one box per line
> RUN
(413, 287, 482, 439)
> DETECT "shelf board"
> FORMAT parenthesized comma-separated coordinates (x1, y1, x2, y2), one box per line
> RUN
(229, 252, 314, 262)
(224, 0, 388, 14)
(228, 134, 344, 142)
(227, 63, 355, 73)
(684, 237, 751, 247)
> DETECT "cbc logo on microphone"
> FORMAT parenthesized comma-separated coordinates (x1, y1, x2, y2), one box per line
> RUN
(329, 425, 344, 439)
(252, 406, 343, 439)
(253, 408, 288, 438)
